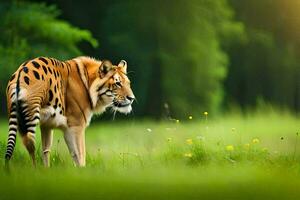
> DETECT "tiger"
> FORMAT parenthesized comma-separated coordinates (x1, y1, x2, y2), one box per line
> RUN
(5, 56, 135, 167)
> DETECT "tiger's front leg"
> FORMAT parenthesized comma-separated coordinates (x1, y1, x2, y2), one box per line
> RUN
(63, 126, 86, 167)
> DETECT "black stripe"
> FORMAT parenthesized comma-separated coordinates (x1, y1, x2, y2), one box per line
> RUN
(8, 138, 16, 142)
(16, 69, 22, 96)
(9, 74, 16, 82)
(7, 141, 14, 146)
(6, 149, 14, 154)
(10, 92, 15, 98)
(66, 62, 71, 75)
(10, 114, 16, 118)
(27, 130, 35, 134)
(23, 66, 29, 73)
(7, 84, 11, 93)
(97, 84, 105, 92)
(8, 139, 16, 143)
(76, 63, 93, 109)
(8, 134, 16, 138)
(7, 143, 15, 147)
(48, 67, 53, 74)
(22, 112, 31, 119)
(6, 152, 13, 157)
(32, 116, 40, 121)
(7, 139, 15, 143)
(10, 106, 16, 113)
(53, 98, 58, 109)
(8, 133, 16, 137)
(6, 149, 12, 154)
(9, 127, 17, 132)
(39, 57, 48, 65)
(16, 100, 28, 135)
(82, 63, 90, 89)
(6, 148, 13, 152)
(42, 65, 48, 74)
(26, 124, 36, 129)
(6, 153, 12, 159)
(9, 121, 17, 126)
(32, 61, 40, 69)
(24, 76, 30, 85)
(33, 70, 40, 80)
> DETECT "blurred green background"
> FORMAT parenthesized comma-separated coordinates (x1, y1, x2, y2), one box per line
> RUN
(1, 0, 300, 119)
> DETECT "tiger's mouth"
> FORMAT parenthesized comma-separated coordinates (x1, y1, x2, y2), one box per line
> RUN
(112, 100, 132, 114)
(113, 101, 131, 108)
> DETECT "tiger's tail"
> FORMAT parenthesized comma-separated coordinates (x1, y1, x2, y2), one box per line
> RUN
(5, 69, 39, 166)
(5, 102, 18, 163)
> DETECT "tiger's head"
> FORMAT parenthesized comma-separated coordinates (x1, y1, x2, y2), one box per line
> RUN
(89, 59, 135, 114)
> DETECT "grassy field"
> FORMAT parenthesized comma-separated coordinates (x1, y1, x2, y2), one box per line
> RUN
(0, 111, 300, 200)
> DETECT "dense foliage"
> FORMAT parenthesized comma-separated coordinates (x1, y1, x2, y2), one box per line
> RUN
(226, 0, 300, 111)
(97, 0, 244, 117)
(1, 0, 300, 118)
(0, 1, 97, 113)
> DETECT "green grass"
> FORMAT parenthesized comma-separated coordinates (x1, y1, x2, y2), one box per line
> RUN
(0, 111, 300, 200)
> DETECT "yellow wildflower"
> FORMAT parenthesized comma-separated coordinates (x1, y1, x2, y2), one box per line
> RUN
(186, 139, 193, 145)
(252, 138, 260, 144)
(226, 145, 234, 151)
(176, 119, 180, 123)
(184, 153, 192, 158)
(204, 112, 208, 116)
(188, 116, 193, 120)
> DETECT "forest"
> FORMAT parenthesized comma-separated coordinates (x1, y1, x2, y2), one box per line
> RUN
(1, 0, 300, 118)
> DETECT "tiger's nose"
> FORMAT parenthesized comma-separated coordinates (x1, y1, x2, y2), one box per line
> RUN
(126, 96, 135, 102)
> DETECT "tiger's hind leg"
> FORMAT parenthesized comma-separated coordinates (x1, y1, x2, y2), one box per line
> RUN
(22, 132, 36, 166)
(40, 126, 53, 167)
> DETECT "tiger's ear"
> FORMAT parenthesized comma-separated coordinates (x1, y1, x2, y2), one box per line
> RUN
(118, 60, 127, 73)
(99, 60, 113, 77)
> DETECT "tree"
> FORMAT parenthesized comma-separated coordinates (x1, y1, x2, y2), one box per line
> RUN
(226, 0, 300, 112)
(0, 0, 98, 115)
(100, 0, 244, 118)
